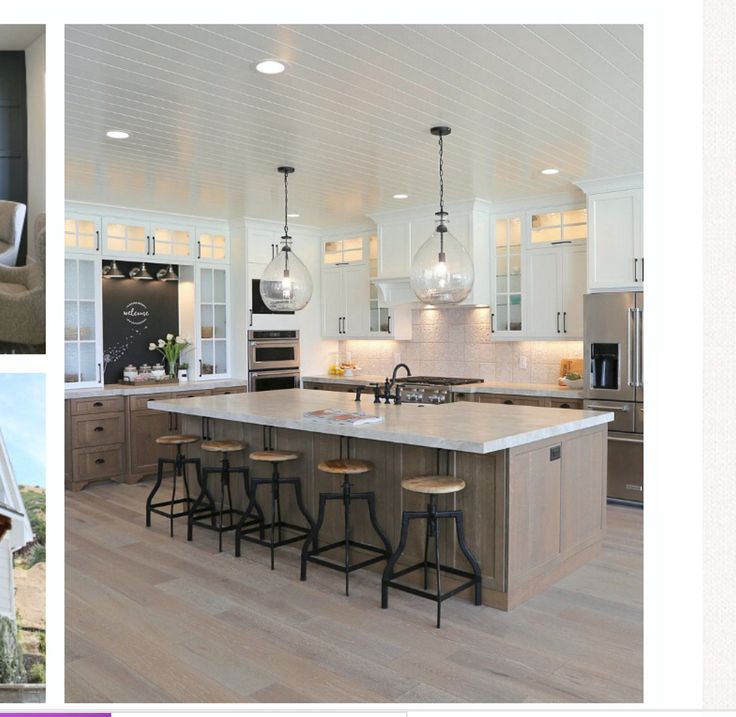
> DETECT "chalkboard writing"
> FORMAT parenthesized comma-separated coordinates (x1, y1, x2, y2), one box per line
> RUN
(102, 261, 180, 381)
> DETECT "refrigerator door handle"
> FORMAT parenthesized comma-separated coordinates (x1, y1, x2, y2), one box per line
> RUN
(635, 307, 643, 388)
(627, 308, 634, 387)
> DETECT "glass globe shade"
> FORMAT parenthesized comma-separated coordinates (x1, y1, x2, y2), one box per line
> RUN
(260, 245, 313, 311)
(410, 224, 474, 304)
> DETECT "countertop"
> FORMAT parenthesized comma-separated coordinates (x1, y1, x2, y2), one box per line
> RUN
(149, 388, 612, 455)
(65, 378, 247, 400)
(302, 374, 584, 399)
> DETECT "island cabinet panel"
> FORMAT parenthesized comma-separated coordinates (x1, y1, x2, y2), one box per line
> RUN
(506, 426, 606, 609)
(127, 407, 175, 480)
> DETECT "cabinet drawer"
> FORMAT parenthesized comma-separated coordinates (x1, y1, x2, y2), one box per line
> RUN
(478, 394, 545, 407)
(128, 393, 172, 412)
(71, 413, 125, 448)
(210, 387, 247, 396)
(549, 398, 584, 410)
(72, 445, 124, 481)
(176, 389, 212, 400)
(70, 396, 124, 415)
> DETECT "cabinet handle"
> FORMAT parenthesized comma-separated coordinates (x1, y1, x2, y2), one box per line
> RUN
(199, 359, 203, 377)
(95, 230, 100, 251)
(151, 235, 156, 255)
(491, 313, 495, 333)
(94, 458, 105, 465)
(168, 412, 172, 431)
(563, 311, 567, 333)
(93, 426, 104, 432)
(503, 399, 513, 405)
(387, 314, 391, 334)
(560, 403, 571, 409)
(249, 308, 253, 327)
(550, 240, 572, 245)
(97, 363, 102, 383)
(146, 235, 150, 255)
(634, 257, 639, 282)
(197, 240, 201, 259)
(93, 401, 103, 407)
(641, 257, 644, 282)
(556, 312, 561, 333)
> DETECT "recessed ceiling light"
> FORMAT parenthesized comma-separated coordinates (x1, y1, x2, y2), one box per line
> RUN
(106, 130, 129, 139)
(287, 213, 300, 218)
(540, 168, 560, 175)
(255, 59, 286, 75)
(393, 193, 409, 200)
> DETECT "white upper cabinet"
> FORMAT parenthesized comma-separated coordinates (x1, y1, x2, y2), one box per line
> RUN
(526, 244, 586, 340)
(322, 234, 367, 266)
(491, 215, 524, 337)
(195, 265, 230, 379)
(65, 214, 101, 254)
(195, 228, 229, 263)
(579, 180, 643, 292)
(321, 263, 370, 339)
(103, 217, 195, 261)
(377, 221, 411, 277)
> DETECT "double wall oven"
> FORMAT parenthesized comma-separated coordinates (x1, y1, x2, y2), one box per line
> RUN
(583, 291, 644, 504)
(247, 330, 300, 392)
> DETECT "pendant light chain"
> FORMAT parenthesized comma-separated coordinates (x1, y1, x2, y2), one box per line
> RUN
(438, 132, 446, 255)
(283, 170, 290, 241)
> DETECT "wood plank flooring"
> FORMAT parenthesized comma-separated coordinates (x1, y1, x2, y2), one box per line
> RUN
(66, 479, 642, 703)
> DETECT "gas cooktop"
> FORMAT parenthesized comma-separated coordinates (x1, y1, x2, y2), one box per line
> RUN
(395, 376, 483, 386)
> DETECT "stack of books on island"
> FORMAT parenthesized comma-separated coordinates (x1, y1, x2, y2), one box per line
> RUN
(304, 408, 384, 426)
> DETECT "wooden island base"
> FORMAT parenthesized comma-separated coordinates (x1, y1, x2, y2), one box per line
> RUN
(176, 415, 607, 610)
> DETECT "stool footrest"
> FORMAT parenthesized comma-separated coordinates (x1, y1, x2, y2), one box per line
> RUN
(383, 561, 479, 603)
(190, 508, 258, 533)
(240, 520, 311, 550)
(305, 538, 388, 574)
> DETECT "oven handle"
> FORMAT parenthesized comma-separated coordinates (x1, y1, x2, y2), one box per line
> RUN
(608, 434, 643, 444)
(586, 403, 630, 412)
(249, 369, 301, 378)
(248, 340, 299, 348)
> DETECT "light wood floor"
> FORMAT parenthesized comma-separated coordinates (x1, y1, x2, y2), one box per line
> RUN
(66, 479, 642, 703)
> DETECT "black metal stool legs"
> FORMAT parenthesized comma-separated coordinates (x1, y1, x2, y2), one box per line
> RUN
(382, 496, 482, 628)
(236, 461, 314, 569)
(301, 476, 392, 595)
(145, 447, 201, 537)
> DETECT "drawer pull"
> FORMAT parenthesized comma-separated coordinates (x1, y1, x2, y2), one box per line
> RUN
(93, 426, 104, 432)
(93, 401, 103, 407)
(503, 399, 513, 405)
(94, 458, 105, 465)
(560, 403, 570, 409)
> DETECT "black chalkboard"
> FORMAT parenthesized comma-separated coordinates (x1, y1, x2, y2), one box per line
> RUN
(102, 261, 180, 381)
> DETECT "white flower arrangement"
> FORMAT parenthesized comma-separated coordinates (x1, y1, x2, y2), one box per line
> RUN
(149, 334, 192, 376)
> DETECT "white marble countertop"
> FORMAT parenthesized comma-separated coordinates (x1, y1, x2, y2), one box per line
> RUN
(302, 375, 583, 399)
(149, 388, 611, 455)
(65, 378, 247, 400)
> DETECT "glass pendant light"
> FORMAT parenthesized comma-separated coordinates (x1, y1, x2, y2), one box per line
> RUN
(410, 126, 474, 304)
(260, 166, 313, 311)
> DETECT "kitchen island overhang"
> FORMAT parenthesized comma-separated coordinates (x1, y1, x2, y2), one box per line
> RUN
(149, 389, 614, 610)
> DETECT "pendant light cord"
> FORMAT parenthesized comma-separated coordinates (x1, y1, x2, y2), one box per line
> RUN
(438, 132, 446, 255)
(283, 171, 290, 241)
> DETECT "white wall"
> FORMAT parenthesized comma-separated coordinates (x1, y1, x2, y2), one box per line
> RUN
(25, 32, 45, 258)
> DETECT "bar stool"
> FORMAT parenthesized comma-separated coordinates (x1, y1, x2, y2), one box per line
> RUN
(300, 457, 392, 596)
(235, 449, 314, 570)
(381, 475, 482, 628)
(145, 434, 202, 537)
(187, 440, 264, 552)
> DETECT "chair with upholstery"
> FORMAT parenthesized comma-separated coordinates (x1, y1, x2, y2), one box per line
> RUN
(0, 201, 26, 268)
(0, 212, 45, 347)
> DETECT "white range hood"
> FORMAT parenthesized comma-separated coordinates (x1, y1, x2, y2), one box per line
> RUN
(370, 277, 423, 307)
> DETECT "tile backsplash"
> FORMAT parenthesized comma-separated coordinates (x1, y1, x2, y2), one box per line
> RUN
(339, 307, 583, 385)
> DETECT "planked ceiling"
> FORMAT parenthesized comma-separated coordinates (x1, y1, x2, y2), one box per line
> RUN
(65, 24, 643, 227)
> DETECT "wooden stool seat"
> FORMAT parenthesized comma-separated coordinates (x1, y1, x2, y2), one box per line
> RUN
(155, 434, 199, 446)
(249, 450, 299, 463)
(201, 439, 245, 454)
(318, 458, 373, 475)
(401, 475, 466, 495)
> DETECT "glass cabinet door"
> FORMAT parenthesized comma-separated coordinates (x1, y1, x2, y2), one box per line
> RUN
(65, 215, 100, 253)
(198, 266, 229, 378)
(197, 230, 228, 262)
(151, 225, 193, 258)
(65, 257, 102, 386)
(323, 236, 365, 265)
(368, 235, 391, 334)
(530, 207, 587, 244)
(103, 219, 149, 256)
(494, 217, 523, 335)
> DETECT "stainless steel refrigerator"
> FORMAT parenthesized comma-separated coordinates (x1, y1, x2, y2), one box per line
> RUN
(583, 292, 643, 504)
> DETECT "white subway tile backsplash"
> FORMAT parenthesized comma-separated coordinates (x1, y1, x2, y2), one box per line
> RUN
(339, 308, 583, 385)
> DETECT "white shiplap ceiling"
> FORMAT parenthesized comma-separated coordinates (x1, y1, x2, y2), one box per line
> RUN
(65, 24, 642, 227)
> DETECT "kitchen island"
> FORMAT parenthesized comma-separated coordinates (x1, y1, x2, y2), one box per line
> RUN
(149, 388, 613, 610)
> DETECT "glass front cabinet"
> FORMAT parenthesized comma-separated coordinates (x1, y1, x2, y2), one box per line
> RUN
(492, 216, 524, 338)
(64, 256, 103, 386)
(196, 265, 230, 379)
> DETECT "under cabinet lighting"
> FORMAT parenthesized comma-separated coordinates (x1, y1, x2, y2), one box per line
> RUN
(540, 168, 560, 175)
(106, 130, 130, 139)
(255, 59, 286, 74)
(287, 213, 300, 218)
(102, 261, 125, 279)
(129, 263, 153, 280)
(393, 193, 409, 200)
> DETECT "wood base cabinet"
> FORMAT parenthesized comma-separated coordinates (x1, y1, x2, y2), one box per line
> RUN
(65, 385, 246, 490)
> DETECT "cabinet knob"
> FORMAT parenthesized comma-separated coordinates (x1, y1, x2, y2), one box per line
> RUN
(93, 426, 104, 432)
(94, 458, 105, 465)
(503, 399, 513, 405)
(93, 401, 103, 407)
(560, 403, 570, 409)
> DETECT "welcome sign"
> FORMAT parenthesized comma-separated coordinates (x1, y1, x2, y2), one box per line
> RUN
(102, 261, 180, 381)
